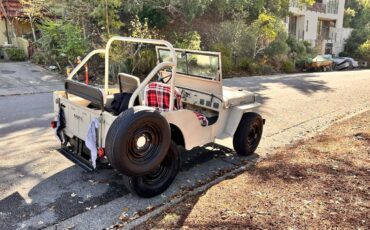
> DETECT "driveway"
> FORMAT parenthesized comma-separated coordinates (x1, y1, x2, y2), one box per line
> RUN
(0, 62, 369, 229)
(0, 62, 63, 96)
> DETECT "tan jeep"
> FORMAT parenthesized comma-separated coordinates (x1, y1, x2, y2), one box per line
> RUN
(52, 37, 264, 198)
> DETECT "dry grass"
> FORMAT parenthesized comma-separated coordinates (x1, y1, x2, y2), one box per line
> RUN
(135, 111, 370, 230)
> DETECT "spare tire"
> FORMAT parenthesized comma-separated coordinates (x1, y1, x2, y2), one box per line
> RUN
(106, 107, 171, 176)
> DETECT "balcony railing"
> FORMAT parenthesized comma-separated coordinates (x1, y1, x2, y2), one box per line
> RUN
(290, 0, 339, 14)
(289, 0, 305, 10)
(307, 3, 327, 13)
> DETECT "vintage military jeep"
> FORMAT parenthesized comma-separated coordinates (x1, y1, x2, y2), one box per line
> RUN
(52, 37, 264, 198)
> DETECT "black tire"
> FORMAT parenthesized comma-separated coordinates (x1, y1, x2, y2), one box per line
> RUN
(233, 113, 263, 156)
(123, 141, 180, 198)
(106, 107, 171, 176)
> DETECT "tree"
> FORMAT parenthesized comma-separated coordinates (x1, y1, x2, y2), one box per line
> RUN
(0, 1, 17, 43)
(124, 0, 213, 23)
(19, 0, 46, 42)
(359, 40, 370, 62)
(251, 12, 282, 59)
(175, 31, 201, 50)
(91, 0, 123, 35)
(38, 20, 90, 70)
(344, 0, 370, 28)
(342, 27, 370, 58)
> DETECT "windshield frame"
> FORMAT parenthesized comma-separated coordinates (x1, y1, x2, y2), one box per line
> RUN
(156, 47, 222, 81)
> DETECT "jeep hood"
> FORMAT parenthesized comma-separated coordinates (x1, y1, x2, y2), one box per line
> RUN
(223, 86, 256, 108)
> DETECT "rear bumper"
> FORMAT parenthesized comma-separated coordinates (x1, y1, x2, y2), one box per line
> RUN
(57, 147, 95, 172)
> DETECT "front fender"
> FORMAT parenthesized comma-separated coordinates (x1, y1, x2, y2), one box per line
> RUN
(223, 103, 261, 136)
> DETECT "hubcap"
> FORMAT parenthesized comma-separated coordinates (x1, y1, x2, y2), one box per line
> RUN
(248, 122, 261, 147)
(128, 123, 160, 164)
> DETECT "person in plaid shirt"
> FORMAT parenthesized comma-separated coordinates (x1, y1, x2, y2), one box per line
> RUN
(144, 82, 208, 126)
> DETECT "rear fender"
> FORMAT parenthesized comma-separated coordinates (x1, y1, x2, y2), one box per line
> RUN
(161, 110, 213, 150)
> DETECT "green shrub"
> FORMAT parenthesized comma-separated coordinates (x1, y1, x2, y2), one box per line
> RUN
(237, 58, 249, 68)
(343, 28, 370, 59)
(134, 49, 157, 75)
(258, 64, 275, 75)
(138, 6, 168, 28)
(175, 31, 201, 50)
(238, 59, 274, 75)
(5, 48, 26, 61)
(359, 39, 370, 63)
(211, 43, 233, 74)
(282, 60, 296, 73)
(31, 52, 47, 65)
(38, 20, 90, 70)
(295, 59, 307, 71)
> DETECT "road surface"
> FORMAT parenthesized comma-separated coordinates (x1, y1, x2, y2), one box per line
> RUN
(0, 62, 369, 229)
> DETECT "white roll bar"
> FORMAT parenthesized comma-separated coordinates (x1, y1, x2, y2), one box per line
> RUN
(67, 49, 105, 80)
(66, 36, 178, 111)
(105, 36, 177, 111)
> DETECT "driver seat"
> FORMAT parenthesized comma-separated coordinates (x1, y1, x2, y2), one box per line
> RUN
(144, 82, 208, 126)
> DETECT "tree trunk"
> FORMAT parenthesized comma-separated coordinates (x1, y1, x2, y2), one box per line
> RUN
(4, 19, 11, 44)
(29, 16, 37, 42)
(105, 0, 110, 34)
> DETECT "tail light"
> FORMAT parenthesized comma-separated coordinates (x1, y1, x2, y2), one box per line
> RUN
(98, 148, 105, 158)
(51, 121, 57, 129)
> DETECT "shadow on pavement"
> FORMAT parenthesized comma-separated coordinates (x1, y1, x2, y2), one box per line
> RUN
(0, 142, 258, 230)
(226, 74, 333, 105)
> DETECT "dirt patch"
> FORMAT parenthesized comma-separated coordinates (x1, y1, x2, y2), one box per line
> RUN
(135, 110, 370, 229)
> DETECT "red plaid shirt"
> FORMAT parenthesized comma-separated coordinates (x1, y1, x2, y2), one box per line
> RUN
(144, 82, 182, 112)
(144, 82, 208, 126)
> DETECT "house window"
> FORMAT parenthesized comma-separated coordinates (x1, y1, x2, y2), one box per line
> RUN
(306, 20, 309, 32)
(289, 16, 298, 37)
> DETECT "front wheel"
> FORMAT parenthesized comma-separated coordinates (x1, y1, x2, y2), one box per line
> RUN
(123, 141, 180, 198)
(233, 113, 263, 156)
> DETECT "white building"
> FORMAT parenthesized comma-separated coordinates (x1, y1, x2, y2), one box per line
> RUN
(288, 0, 353, 56)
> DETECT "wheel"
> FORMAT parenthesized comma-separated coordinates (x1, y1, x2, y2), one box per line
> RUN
(233, 113, 263, 156)
(123, 141, 180, 198)
(106, 107, 171, 176)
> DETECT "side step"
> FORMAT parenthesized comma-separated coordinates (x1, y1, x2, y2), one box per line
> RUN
(57, 148, 95, 172)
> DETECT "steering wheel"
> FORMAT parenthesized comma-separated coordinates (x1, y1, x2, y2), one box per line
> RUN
(157, 72, 172, 84)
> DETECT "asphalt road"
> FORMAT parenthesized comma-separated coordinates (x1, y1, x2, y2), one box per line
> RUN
(0, 62, 369, 229)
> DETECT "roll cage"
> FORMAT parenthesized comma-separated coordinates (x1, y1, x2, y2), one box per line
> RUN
(66, 36, 224, 112)
(67, 36, 178, 111)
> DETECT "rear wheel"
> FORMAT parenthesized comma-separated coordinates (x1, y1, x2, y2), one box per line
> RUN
(233, 113, 263, 156)
(123, 141, 180, 198)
